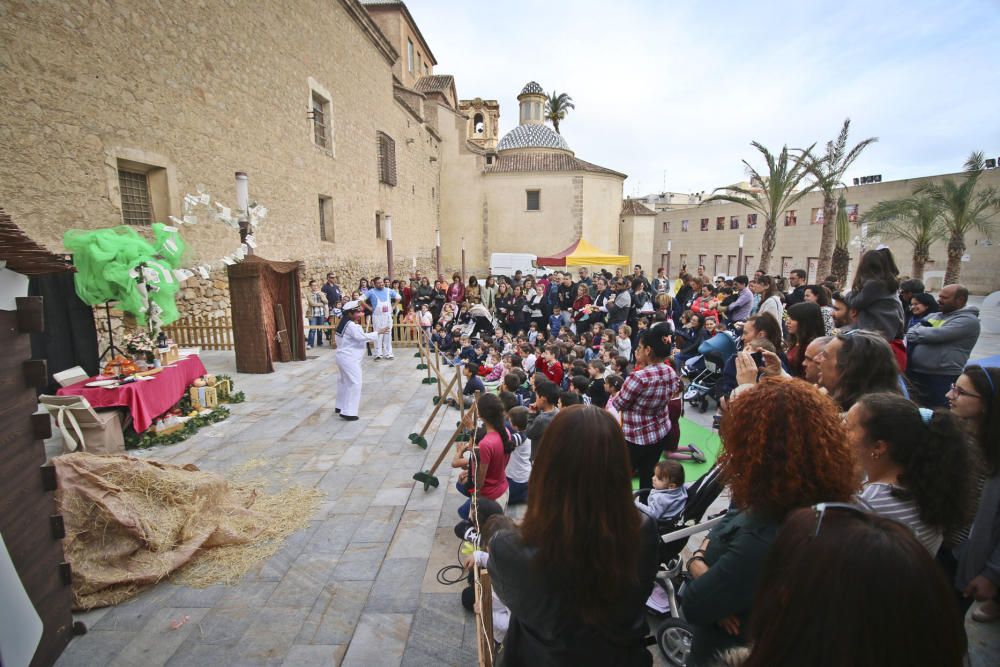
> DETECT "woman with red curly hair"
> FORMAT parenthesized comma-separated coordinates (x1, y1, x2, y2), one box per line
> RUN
(681, 377, 857, 666)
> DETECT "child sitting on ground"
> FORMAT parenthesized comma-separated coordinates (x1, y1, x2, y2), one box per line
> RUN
(504, 406, 531, 504)
(604, 374, 624, 422)
(586, 360, 609, 407)
(570, 375, 592, 405)
(616, 324, 633, 361)
(447, 363, 485, 409)
(462, 514, 516, 644)
(634, 460, 687, 521)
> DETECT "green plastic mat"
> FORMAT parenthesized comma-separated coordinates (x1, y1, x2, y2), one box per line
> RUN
(631, 416, 722, 490)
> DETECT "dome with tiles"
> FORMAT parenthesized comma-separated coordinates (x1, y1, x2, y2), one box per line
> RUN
(519, 81, 545, 96)
(497, 123, 572, 153)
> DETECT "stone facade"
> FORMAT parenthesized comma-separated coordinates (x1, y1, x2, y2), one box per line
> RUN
(0, 0, 441, 306)
(651, 169, 1000, 293)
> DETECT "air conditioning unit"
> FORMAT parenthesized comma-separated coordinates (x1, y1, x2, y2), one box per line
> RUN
(853, 178, 860, 186)
(986, 158, 997, 169)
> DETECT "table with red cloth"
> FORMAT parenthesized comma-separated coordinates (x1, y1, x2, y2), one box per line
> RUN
(57, 355, 208, 433)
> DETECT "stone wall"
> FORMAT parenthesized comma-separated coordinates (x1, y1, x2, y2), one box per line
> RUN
(0, 0, 440, 278)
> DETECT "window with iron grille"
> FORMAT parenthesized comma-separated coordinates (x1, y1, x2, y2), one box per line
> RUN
(118, 169, 154, 226)
(312, 92, 330, 148)
(526, 190, 541, 211)
(377, 131, 397, 186)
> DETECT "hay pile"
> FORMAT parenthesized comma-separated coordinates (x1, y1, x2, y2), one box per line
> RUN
(54, 452, 322, 610)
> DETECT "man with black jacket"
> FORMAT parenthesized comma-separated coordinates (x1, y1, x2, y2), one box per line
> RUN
(556, 272, 576, 327)
(785, 269, 807, 307)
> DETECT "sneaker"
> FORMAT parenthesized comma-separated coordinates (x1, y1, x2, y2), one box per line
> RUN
(373, 356, 381, 361)
(386, 355, 395, 360)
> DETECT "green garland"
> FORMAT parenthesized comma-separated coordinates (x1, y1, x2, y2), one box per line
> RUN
(124, 375, 246, 449)
(126, 406, 230, 449)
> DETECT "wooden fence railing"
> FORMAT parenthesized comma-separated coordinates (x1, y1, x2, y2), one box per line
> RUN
(164, 315, 235, 350)
(164, 315, 422, 351)
(306, 318, 423, 348)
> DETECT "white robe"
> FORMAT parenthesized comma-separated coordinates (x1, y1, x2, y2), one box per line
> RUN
(367, 289, 397, 357)
(335, 320, 379, 417)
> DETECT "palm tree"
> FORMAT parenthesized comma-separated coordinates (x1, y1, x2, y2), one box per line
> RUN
(806, 119, 878, 279)
(544, 91, 575, 134)
(915, 151, 1000, 284)
(861, 195, 945, 280)
(703, 141, 816, 273)
(831, 193, 852, 286)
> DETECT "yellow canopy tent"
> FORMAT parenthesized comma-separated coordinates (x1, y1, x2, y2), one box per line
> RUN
(536, 238, 631, 267)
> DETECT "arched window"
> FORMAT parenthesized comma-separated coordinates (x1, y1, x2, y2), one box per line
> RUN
(473, 113, 484, 135)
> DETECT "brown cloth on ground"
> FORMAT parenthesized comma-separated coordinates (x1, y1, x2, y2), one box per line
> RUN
(54, 453, 272, 609)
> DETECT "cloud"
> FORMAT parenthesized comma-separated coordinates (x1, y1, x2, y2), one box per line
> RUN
(410, 0, 1000, 193)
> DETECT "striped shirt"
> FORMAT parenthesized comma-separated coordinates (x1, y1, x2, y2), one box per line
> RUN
(859, 483, 942, 554)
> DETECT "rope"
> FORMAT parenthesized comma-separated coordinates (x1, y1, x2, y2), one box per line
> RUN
(468, 396, 495, 666)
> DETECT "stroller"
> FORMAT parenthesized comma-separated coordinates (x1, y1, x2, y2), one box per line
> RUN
(636, 464, 727, 666)
(683, 331, 737, 413)
(467, 303, 498, 341)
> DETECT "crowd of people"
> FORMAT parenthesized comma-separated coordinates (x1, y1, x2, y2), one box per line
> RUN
(319, 250, 996, 665)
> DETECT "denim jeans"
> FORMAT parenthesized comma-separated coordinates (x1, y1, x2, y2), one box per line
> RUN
(307, 315, 326, 347)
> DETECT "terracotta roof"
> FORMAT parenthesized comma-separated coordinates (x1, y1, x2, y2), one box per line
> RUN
(0, 209, 74, 274)
(485, 153, 626, 179)
(414, 75, 454, 94)
(620, 199, 657, 216)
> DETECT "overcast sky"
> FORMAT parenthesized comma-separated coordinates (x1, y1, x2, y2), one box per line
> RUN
(410, 0, 1000, 196)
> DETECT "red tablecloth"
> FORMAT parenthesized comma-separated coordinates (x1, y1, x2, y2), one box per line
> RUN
(57, 355, 208, 433)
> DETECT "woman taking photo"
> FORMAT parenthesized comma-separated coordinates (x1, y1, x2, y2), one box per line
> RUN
(785, 302, 826, 378)
(846, 392, 974, 553)
(682, 377, 856, 666)
(488, 405, 659, 665)
(612, 323, 681, 485)
(739, 506, 967, 667)
(949, 364, 1000, 623)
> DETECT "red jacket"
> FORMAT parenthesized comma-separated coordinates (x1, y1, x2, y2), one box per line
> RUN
(536, 357, 564, 385)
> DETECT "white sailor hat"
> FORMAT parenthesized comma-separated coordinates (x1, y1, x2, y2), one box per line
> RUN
(342, 300, 361, 311)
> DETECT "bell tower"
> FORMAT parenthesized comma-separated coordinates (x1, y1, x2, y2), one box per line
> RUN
(517, 81, 546, 126)
(458, 97, 500, 151)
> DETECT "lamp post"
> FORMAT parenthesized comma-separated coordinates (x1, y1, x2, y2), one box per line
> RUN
(235, 171, 252, 253)
(385, 214, 394, 281)
(667, 239, 672, 277)
(461, 236, 466, 284)
(435, 228, 442, 279)
(737, 233, 744, 276)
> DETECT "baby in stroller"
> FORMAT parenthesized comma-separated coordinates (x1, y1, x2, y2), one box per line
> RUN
(634, 460, 687, 522)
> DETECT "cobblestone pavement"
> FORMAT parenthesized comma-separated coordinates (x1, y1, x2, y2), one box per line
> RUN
(52, 323, 1000, 666)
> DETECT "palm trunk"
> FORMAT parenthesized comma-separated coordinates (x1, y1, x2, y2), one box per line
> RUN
(758, 217, 776, 273)
(911, 246, 929, 281)
(831, 246, 850, 287)
(553, 118, 560, 134)
(816, 194, 837, 279)
(944, 232, 965, 286)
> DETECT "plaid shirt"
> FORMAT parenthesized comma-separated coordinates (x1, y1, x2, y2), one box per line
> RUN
(612, 362, 680, 445)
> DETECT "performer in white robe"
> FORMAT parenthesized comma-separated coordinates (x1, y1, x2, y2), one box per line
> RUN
(366, 276, 399, 360)
(334, 301, 388, 421)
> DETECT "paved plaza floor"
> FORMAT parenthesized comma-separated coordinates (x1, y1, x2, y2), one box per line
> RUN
(51, 323, 1000, 666)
